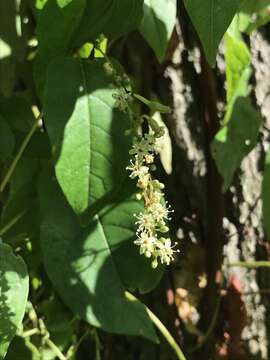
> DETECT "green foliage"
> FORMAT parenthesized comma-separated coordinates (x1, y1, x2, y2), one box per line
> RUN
(36, 0, 74, 9)
(1, 0, 269, 358)
(0, 243, 29, 358)
(139, 0, 177, 62)
(223, 23, 251, 123)
(43, 57, 131, 215)
(225, 33, 251, 103)
(74, 0, 144, 46)
(183, 0, 243, 65)
(212, 97, 261, 191)
(238, 0, 270, 32)
(34, 0, 86, 97)
(39, 170, 158, 342)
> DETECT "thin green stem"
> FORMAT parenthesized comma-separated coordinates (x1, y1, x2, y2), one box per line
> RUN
(0, 114, 41, 193)
(66, 329, 91, 359)
(228, 261, 270, 269)
(21, 328, 40, 338)
(0, 209, 27, 237)
(126, 292, 187, 360)
(45, 338, 67, 360)
(93, 328, 102, 360)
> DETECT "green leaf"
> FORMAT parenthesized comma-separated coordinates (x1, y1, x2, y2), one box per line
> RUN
(43, 57, 131, 215)
(240, 0, 270, 13)
(36, 0, 83, 9)
(56, 0, 73, 7)
(0, 115, 14, 163)
(211, 97, 262, 191)
(223, 24, 251, 123)
(0, 243, 29, 358)
(244, 7, 270, 33)
(39, 170, 159, 342)
(139, 0, 176, 62)
(34, 0, 86, 98)
(99, 186, 165, 293)
(74, 0, 144, 46)
(225, 34, 251, 103)
(183, 0, 243, 65)
(263, 150, 270, 242)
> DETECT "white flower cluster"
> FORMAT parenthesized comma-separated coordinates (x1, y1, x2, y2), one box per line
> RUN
(126, 133, 178, 268)
(102, 57, 178, 268)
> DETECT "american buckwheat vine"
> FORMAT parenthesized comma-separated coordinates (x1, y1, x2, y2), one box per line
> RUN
(100, 44, 178, 268)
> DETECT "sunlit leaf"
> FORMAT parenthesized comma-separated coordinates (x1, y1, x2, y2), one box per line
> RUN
(211, 97, 261, 191)
(0, 243, 29, 358)
(43, 57, 131, 215)
(183, 0, 243, 65)
(139, 0, 177, 62)
(39, 170, 159, 342)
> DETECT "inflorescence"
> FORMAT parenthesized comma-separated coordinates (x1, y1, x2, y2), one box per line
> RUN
(126, 132, 178, 268)
(102, 52, 178, 268)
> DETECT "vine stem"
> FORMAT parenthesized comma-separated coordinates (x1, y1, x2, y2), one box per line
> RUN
(0, 113, 41, 193)
(45, 338, 67, 360)
(228, 261, 270, 268)
(66, 329, 91, 359)
(93, 328, 102, 360)
(0, 209, 27, 237)
(125, 292, 187, 360)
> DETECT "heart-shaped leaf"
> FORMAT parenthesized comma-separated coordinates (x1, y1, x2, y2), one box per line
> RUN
(39, 171, 159, 341)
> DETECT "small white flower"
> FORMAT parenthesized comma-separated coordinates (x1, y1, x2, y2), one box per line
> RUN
(156, 238, 176, 265)
(148, 189, 163, 205)
(126, 129, 176, 268)
(126, 159, 148, 179)
(137, 173, 150, 189)
(134, 232, 157, 257)
(136, 212, 156, 232)
(144, 154, 154, 164)
(150, 202, 169, 221)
